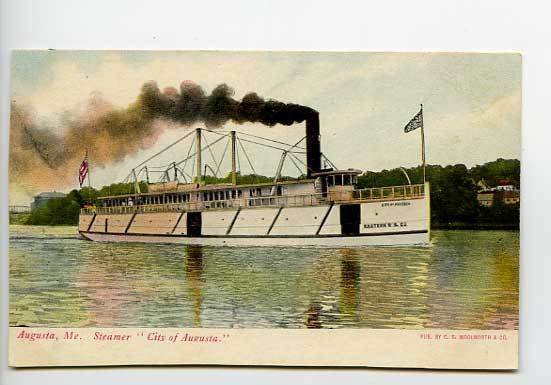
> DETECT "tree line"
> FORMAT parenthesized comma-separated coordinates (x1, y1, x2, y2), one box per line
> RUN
(358, 158, 520, 228)
(18, 158, 519, 228)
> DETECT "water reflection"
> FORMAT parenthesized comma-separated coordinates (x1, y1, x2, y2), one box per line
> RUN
(9, 226, 519, 330)
(305, 304, 322, 328)
(185, 245, 204, 327)
(339, 250, 361, 319)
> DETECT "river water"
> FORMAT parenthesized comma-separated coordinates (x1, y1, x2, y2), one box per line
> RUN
(9, 226, 518, 329)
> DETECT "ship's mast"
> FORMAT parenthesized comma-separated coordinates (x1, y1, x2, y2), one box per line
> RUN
(194, 127, 202, 184)
(231, 130, 237, 185)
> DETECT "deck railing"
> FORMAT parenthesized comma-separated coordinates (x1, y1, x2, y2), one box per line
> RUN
(354, 183, 425, 201)
(80, 183, 425, 215)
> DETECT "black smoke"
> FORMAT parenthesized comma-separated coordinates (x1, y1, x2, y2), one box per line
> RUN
(140, 81, 318, 128)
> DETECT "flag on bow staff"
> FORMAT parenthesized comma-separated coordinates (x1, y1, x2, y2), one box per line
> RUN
(404, 105, 426, 183)
(79, 151, 89, 187)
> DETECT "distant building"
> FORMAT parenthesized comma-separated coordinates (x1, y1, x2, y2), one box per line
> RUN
(477, 191, 495, 207)
(31, 191, 66, 211)
(476, 181, 520, 207)
(502, 190, 521, 205)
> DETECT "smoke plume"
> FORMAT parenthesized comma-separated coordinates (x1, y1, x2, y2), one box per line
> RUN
(10, 81, 317, 195)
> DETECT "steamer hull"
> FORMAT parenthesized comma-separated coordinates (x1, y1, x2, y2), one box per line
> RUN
(78, 185, 430, 247)
(79, 231, 428, 247)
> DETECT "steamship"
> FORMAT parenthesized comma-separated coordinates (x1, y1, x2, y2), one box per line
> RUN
(78, 114, 430, 247)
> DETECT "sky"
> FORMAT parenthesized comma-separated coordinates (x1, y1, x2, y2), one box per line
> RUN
(10, 51, 521, 204)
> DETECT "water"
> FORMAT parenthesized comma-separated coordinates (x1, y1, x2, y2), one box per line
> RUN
(9, 226, 518, 329)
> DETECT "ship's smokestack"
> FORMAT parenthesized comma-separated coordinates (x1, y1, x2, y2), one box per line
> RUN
(305, 112, 321, 178)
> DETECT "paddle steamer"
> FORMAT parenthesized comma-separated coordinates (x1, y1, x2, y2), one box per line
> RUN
(79, 113, 430, 246)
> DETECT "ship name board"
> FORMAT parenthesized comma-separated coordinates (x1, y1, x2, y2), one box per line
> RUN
(364, 222, 408, 229)
(381, 201, 411, 207)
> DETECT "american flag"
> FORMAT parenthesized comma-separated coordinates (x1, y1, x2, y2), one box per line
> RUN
(79, 153, 89, 187)
(404, 108, 423, 133)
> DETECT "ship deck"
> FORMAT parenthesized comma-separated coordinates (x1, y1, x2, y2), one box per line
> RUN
(81, 183, 425, 215)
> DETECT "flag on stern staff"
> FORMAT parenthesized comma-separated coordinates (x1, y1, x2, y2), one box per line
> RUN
(79, 153, 89, 187)
(404, 108, 423, 133)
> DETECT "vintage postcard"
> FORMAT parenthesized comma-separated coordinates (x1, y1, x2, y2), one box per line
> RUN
(8, 51, 520, 368)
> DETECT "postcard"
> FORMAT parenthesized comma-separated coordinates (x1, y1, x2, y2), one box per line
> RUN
(8, 51, 520, 368)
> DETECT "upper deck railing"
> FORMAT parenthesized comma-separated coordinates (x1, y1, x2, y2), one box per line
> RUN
(80, 183, 425, 215)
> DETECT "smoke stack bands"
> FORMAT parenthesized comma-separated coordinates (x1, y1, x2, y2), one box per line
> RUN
(10, 81, 321, 194)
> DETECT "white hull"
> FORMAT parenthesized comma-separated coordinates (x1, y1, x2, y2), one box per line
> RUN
(79, 230, 429, 247)
(78, 185, 430, 247)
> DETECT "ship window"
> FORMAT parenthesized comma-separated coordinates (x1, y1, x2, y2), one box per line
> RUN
(203, 192, 207, 201)
(231, 190, 236, 199)
(209, 192, 214, 201)
(344, 175, 350, 185)
(226, 190, 230, 200)
(238, 190, 242, 198)
(328, 175, 335, 186)
(335, 175, 343, 185)
(277, 186, 282, 196)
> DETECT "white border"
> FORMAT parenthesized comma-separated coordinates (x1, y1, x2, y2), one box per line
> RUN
(2, 0, 549, 383)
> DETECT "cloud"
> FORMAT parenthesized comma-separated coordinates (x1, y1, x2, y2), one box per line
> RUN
(9, 51, 521, 204)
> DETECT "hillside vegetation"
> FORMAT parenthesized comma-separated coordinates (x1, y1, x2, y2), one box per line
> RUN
(18, 158, 520, 228)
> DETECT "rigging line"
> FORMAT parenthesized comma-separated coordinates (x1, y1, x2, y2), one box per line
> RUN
(177, 166, 192, 181)
(288, 151, 317, 176)
(215, 136, 231, 177)
(287, 136, 306, 152)
(173, 134, 227, 167)
(321, 153, 338, 170)
(321, 153, 337, 169)
(236, 131, 306, 150)
(287, 152, 305, 175)
(181, 136, 195, 180)
(130, 129, 195, 173)
(202, 132, 223, 176)
(288, 151, 307, 167)
(236, 137, 257, 175)
(121, 130, 195, 183)
(201, 128, 231, 136)
(238, 137, 307, 153)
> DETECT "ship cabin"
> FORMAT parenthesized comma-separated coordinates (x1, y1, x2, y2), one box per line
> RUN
(93, 169, 364, 214)
(312, 169, 362, 201)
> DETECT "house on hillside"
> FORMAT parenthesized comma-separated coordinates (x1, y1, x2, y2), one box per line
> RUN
(476, 180, 520, 207)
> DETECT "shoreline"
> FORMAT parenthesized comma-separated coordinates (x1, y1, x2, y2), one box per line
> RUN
(431, 223, 519, 230)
